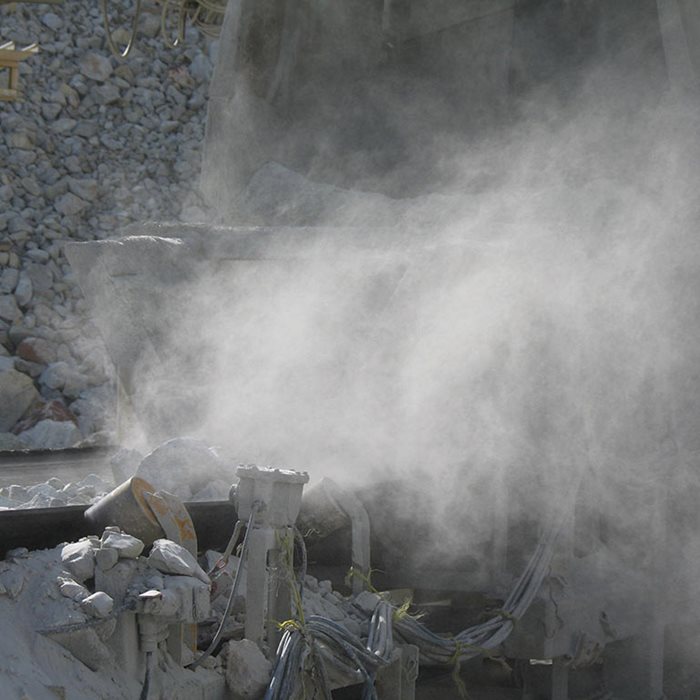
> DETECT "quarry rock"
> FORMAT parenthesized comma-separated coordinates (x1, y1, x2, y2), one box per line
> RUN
(61, 539, 97, 582)
(17, 337, 56, 364)
(16, 418, 82, 450)
(80, 591, 114, 618)
(95, 547, 119, 570)
(224, 639, 272, 700)
(0, 369, 39, 432)
(0, 0, 213, 449)
(148, 539, 210, 583)
(79, 53, 113, 82)
(100, 531, 144, 559)
(0, 432, 24, 450)
(137, 438, 232, 500)
(0, 295, 22, 322)
(58, 577, 90, 601)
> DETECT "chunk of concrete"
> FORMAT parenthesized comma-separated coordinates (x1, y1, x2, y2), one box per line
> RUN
(225, 639, 272, 700)
(148, 539, 209, 584)
(61, 540, 97, 582)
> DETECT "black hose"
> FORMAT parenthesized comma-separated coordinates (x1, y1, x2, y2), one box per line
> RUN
(139, 651, 153, 700)
(188, 504, 260, 670)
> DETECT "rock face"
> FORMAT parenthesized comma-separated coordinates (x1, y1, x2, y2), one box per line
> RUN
(0, 0, 215, 449)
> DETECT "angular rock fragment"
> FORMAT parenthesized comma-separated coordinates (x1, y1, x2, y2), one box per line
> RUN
(148, 539, 210, 584)
(61, 539, 97, 582)
(224, 639, 272, 700)
(80, 591, 114, 618)
(100, 531, 144, 559)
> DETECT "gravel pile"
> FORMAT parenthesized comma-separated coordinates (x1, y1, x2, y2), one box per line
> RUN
(0, 0, 214, 450)
(0, 472, 111, 509)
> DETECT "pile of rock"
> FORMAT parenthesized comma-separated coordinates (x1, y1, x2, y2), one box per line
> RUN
(0, 437, 235, 509)
(0, 0, 214, 449)
(0, 531, 223, 698)
(0, 472, 111, 509)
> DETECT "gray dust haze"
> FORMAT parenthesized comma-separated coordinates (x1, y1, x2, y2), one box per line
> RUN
(117, 1, 700, 615)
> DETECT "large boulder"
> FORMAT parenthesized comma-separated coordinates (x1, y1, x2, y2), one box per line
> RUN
(136, 437, 233, 501)
(0, 369, 39, 432)
(16, 419, 82, 450)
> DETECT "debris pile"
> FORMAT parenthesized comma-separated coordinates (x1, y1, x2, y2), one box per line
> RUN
(0, 528, 386, 700)
(0, 472, 110, 509)
(0, 0, 213, 450)
(0, 530, 226, 699)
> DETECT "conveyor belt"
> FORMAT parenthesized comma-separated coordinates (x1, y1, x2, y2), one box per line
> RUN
(0, 501, 237, 558)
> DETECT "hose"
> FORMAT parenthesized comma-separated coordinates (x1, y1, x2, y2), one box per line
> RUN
(188, 503, 260, 670)
(102, 0, 142, 59)
(139, 650, 155, 700)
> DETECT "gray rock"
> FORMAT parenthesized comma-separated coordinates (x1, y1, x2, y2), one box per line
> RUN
(148, 539, 210, 583)
(51, 118, 77, 134)
(55, 192, 88, 216)
(0, 432, 24, 451)
(68, 178, 98, 202)
(40, 362, 72, 390)
(95, 84, 120, 105)
(100, 531, 144, 559)
(17, 419, 82, 450)
(0, 369, 39, 431)
(224, 639, 272, 700)
(79, 53, 113, 82)
(41, 12, 64, 30)
(58, 576, 90, 601)
(80, 591, 114, 618)
(136, 438, 232, 500)
(0, 268, 19, 294)
(353, 590, 382, 614)
(61, 539, 97, 582)
(25, 248, 50, 263)
(95, 547, 119, 571)
(41, 102, 62, 120)
(188, 54, 211, 83)
(8, 132, 34, 150)
(25, 263, 53, 294)
(14, 272, 33, 307)
(0, 295, 21, 322)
